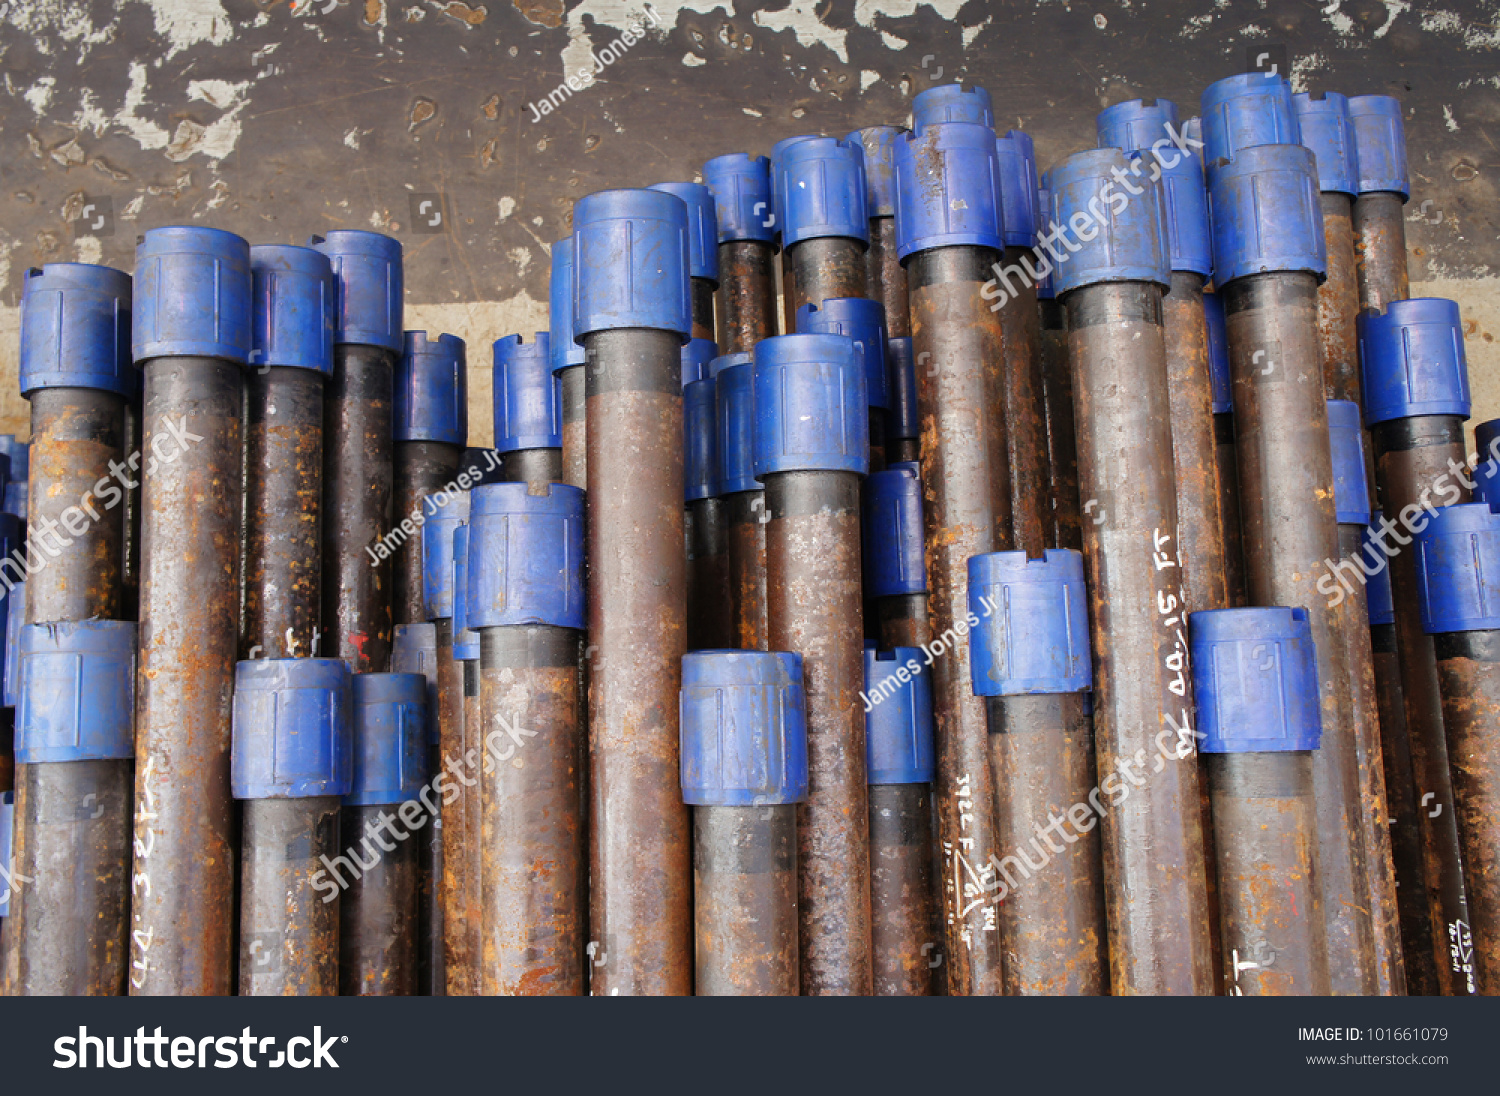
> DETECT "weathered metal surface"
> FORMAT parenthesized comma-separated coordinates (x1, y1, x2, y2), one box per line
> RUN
(498, 446, 562, 487)
(393, 440, 460, 626)
(725, 490, 768, 652)
(584, 327, 692, 997)
(765, 470, 870, 994)
(243, 366, 322, 660)
(239, 797, 341, 996)
(1037, 298, 1081, 552)
(1371, 415, 1477, 995)
(323, 344, 394, 673)
(558, 365, 587, 490)
(1372, 622, 1441, 995)
(1317, 193, 1362, 403)
(1206, 753, 1330, 996)
(986, 694, 1106, 995)
(687, 496, 731, 651)
(717, 240, 778, 356)
(435, 617, 478, 995)
(1066, 280, 1215, 996)
(690, 277, 716, 344)
(874, 593, 930, 651)
(908, 245, 1009, 997)
(998, 249, 1049, 557)
(1353, 192, 1412, 315)
(788, 237, 866, 316)
(339, 801, 419, 996)
(868, 218, 910, 339)
(130, 356, 243, 996)
(479, 626, 584, 996)
(1433, 631, 1500, 996)
(694, 804, 799, 996)
(867, 782, 935, 996)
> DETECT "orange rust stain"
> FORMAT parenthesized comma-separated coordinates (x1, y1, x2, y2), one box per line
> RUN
(437, 1, 487, 25)
(513, 0, 563, 27)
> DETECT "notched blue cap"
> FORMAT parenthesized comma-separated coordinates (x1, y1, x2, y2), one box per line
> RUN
(1294, 92, 1358, 196)
(397, 331, 468, 446)
(968, 550, 1092, 696)
(1096, 98, 1179, 156)
(713, 353, 757, 495)
(1414, 503, 1500, 634)
(649, 181, 720, 284)
(752, 334, 869, 477)
(21, 263, 134, 397)
(15, 620, 137, 763)
(1328, 399, 1371, 525)
(309, 230, 404, 351)
(995, 130, 1040, 249)
(347, 672, 428, 805)
(777, 137, 869, 247)
(1348, 95, 1409, 199)
(796, 298, 890, 410)
(549, 237, 587, 373)
(134, 226, 252, 364)
(248, 245, 334, 376)
(702, 152, 776, 244)
(467, 482, 586, 630)
(494, 333, 560, 454)
(1206, 143, 1327, 285)
(863, 462, 926, 598)
(682, 337, 718, 387)
(1050, 148, 1171, 293)
(893, 122, 1006, 258)
(1358, 298, 1470, 425)
(573, 188, 692, 341)
(864, 647, 935, 785)
(1200, 72, 1300, 165)
(680, 650, 808, 806)
(451, 523, 479, 661)
(231, 658, 354, 799)
(420, 489, 469, 621)
(911, 84, 994, 132)
(1190, 607, 1321, 753)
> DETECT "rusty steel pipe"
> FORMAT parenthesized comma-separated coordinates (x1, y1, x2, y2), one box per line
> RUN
(715, 240, 777, 354)
(551, 239, 589, 490)
(391, 622, 443, 996)
(1349, 96, 1411, 314)
(970, 550, 1106, 996)
(1037, 297, 1081, 551)
(755, 331, 871, 995)
(495, 332, 562, 495)
(775, 137, 869, 321)
(1360, 297, 1477, 995)
(1204, 294, 1249, 607)
(683, 340, 730, 651)
(128, 227, 249, 996)
(887, 335, 920, 467)
(437, 611, 477, 994)
(848, 127, 909, 335)
(576, 189, 694, 995)
(682, 650, 806, 997)
(393, 442, 461, 626)
(787, 238, 866, 317)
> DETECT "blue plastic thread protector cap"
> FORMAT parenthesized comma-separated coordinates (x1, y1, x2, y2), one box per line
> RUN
(1414, 503, 1500, 634)
(796, 298, 891, 410)
(1049, 148, 1171, 294)
(15, 620, 137, 763)
(1206, 143, 1327, 285)
(549, 237, 587, 372)
(770, 135, 818, 241)
(684, 374, 718, 502)
(1190, 607, 1322, 753)
(0, 515, 15, 688)
(649, 182, 720, 284)
(397, 331, 468, 446)
(1363, 524, 1396, 626)
(778, 137, 870, 248)
(420, 489, 469, 620)
(911, 84, 995, 132)
(752, 334, 870, 477)
(3, 579, 23, 708)
(467, 482, 586, 630)
(573, 188, 693, 341)
(391, 622, 439, 686)
(0, 791, 12, 918)
(1204, 292, 1232, 413)
(493, 333, 560, 453)
(1475, 417, 1500, 463)
(230, 658, 354, 799)
(888, 336, 919, 440)
(1358, 298, 1470, 425)
(133, 226, 252, 364)
(682, 337, 718, 387)
(967, 550, 1092, 696)
(2, 480, 24, 523)
(450, 523, 479, 659)
(1475, 460, 1500, 514)
(995, 130, 1041, 249)
(680, 649, 809, 806)
(1034, 185, 1056, 299)
(347, 672, 429, 805)
(1096, 98, 1179, 157)
(0, 438, 26, 483)
(702, 153, 776, 244)
(1348, 95, 1409, 199)
(20, 263, 134, 397)
(308, 230, 404, 351)
(1293, 92, 1359, 196)
(1328, 399, 1372, 526)
(892, 122, 1007, 259)
(1200, 72, 1301, 166)
(247, 245, 334, 376)
(864, 647, 936, 785)
(863, 463, 926, 598)
(847, 126, 906, 218)
(714, 356, 758, 495)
